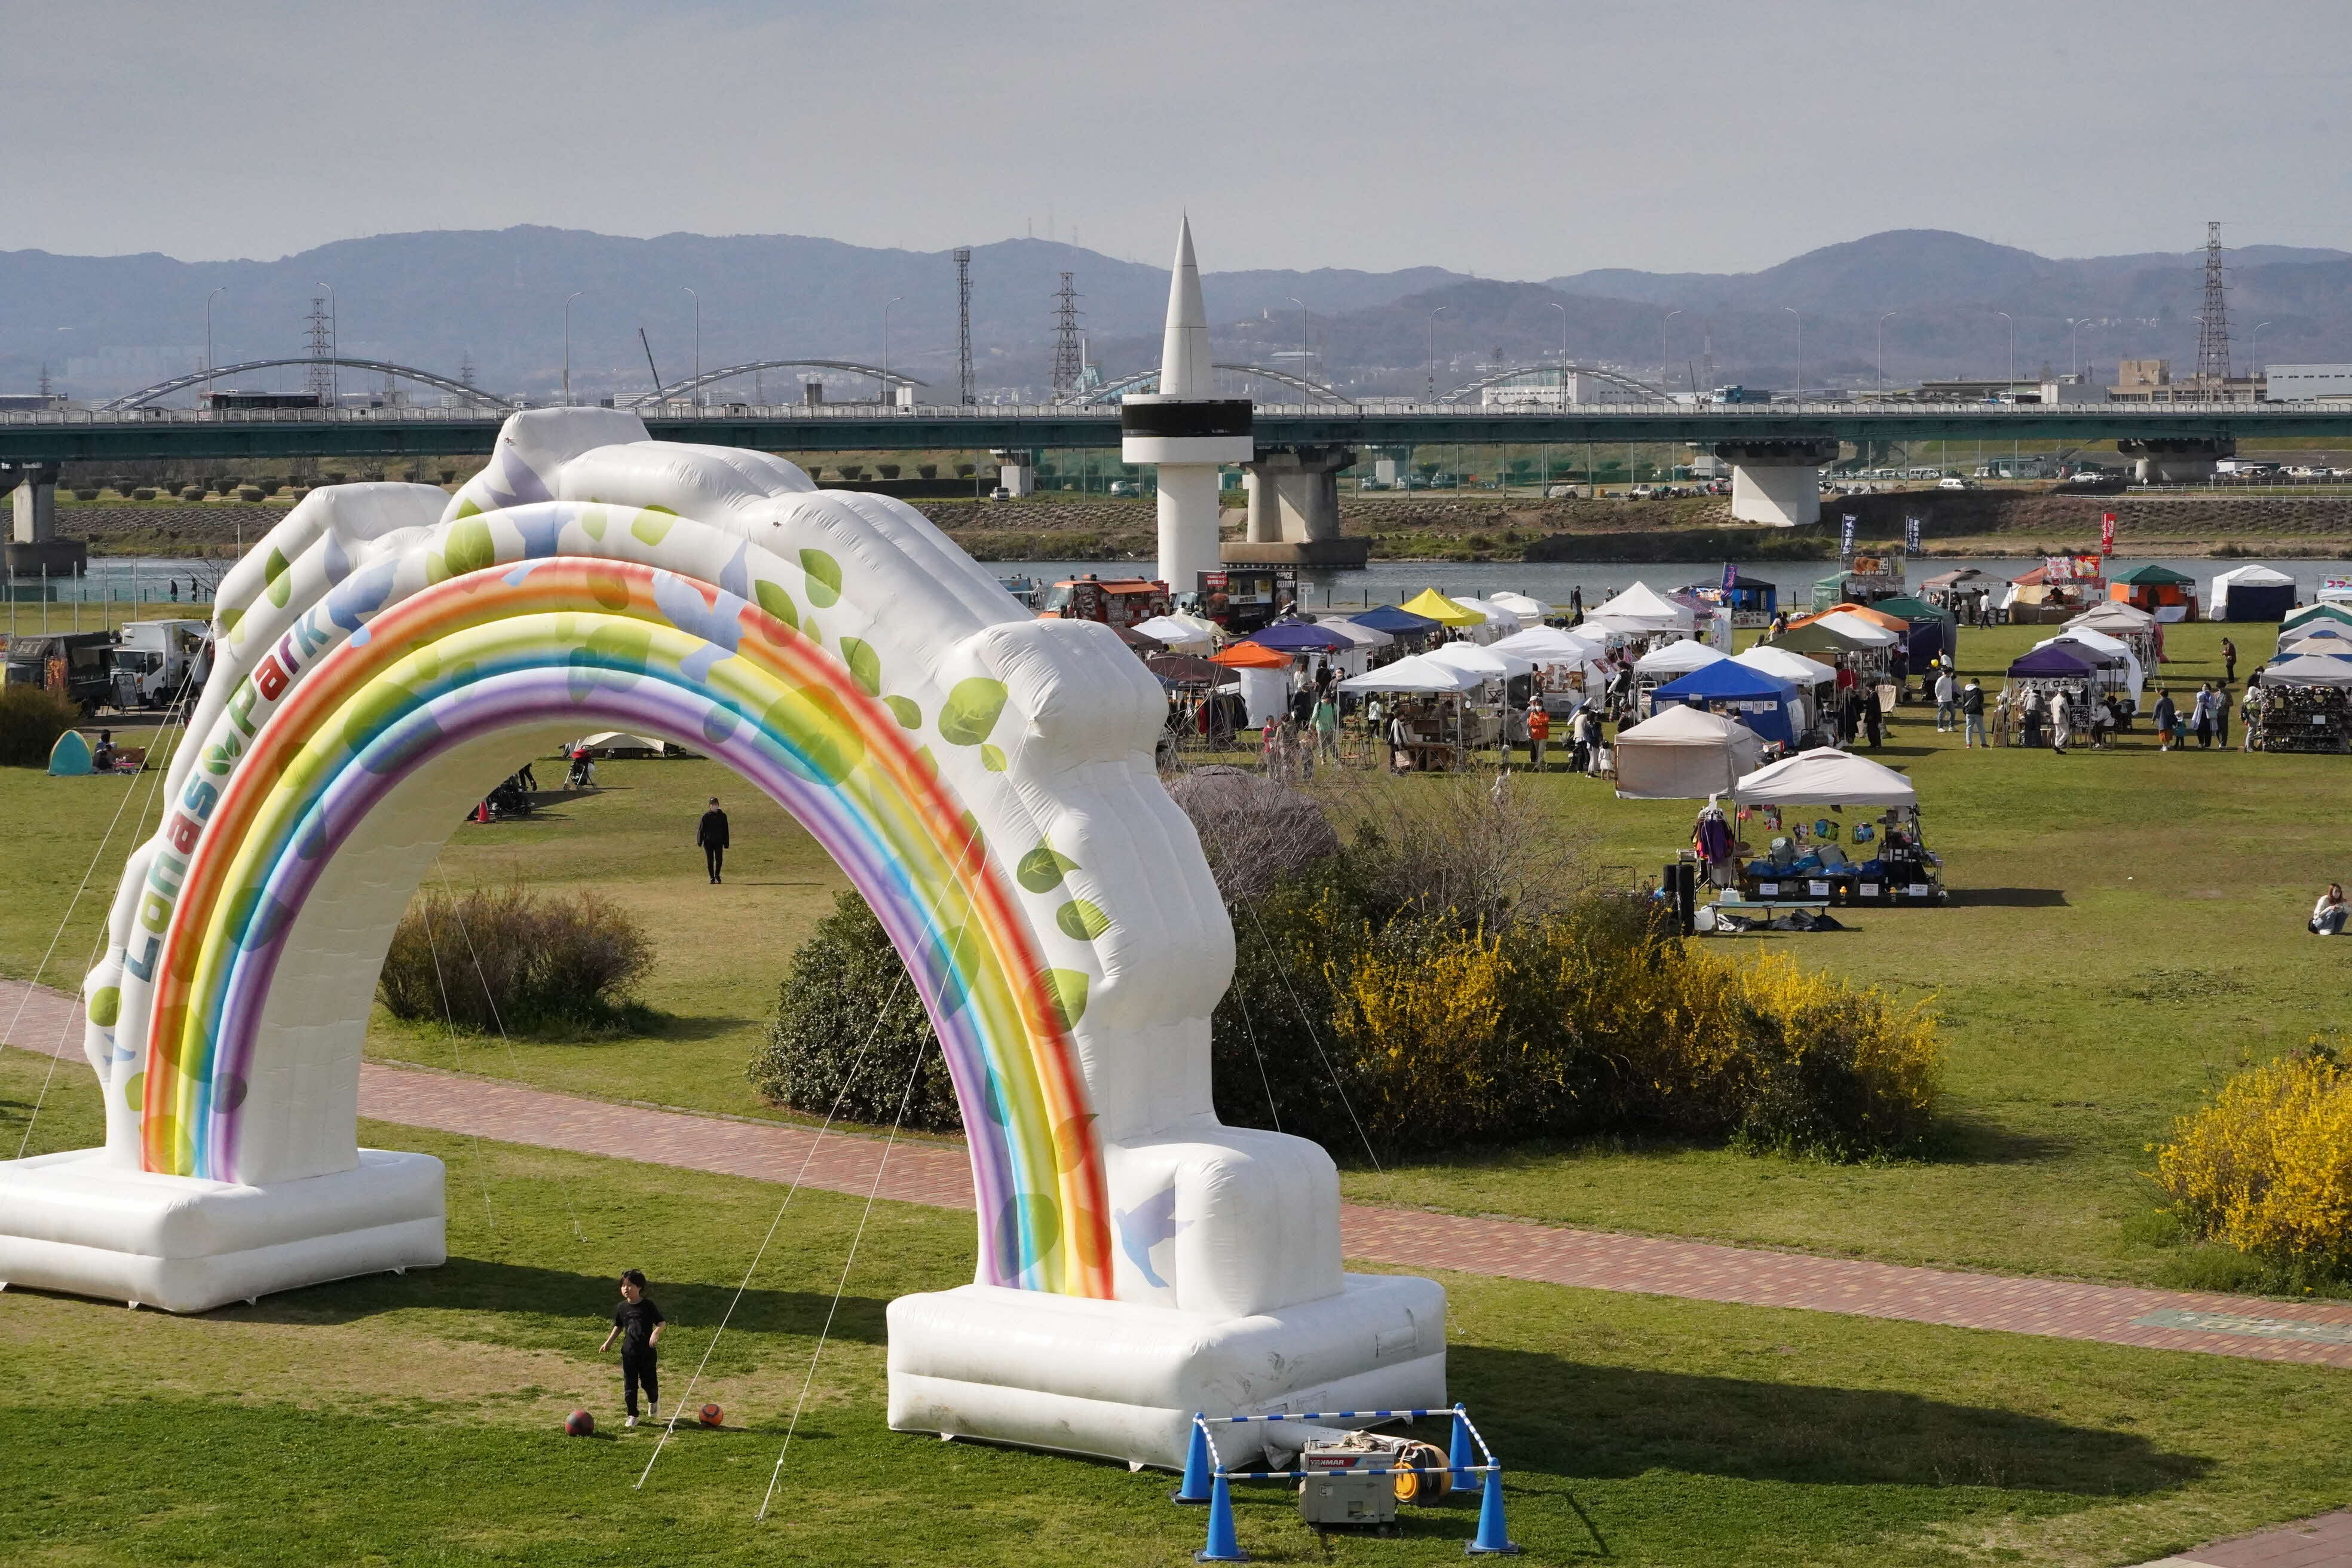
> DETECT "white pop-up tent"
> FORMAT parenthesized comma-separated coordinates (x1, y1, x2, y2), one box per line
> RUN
(1612, 704, 1766, 800)
(1450, 598, 1523, 644)
(1336, 654, 1486, 694)
(1427, 642, 1533, 682)
(1132, 613, 1218, 653)
(2209, 564, 2296, 622)
(1489, 590, 1551, 619)
(1491, 624, 1604, 668)
(1634, 639, 1729, 678)
(1812, 610, 1900, 648)
(2264, 653, 2352, 688)
(1588, 581, 1695, 633)
(1734, 747, 1917, 807)
(1735, 644, 1838, 687)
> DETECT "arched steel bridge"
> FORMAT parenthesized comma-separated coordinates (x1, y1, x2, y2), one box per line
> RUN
(630, 359, 928, 409)
(1435, 365, 1673, 404)
(102, 357, 506, 412)
(1077, 364, 1352, 406)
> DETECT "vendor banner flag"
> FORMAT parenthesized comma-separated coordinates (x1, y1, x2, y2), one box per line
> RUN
(1722, 560, 1737, 593)
(1840, 514, 1857, 558)
(1904, 514, 1922, 552)
(2100, 512, 2117, 556)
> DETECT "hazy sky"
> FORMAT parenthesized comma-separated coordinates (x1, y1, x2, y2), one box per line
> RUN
(8, 0, 2346, 276)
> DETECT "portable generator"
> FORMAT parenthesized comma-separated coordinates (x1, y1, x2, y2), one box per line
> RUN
(1296, 1430, 1451, 1529)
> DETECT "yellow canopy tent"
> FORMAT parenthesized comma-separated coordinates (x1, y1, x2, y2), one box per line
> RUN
(1399, 587, 1484, 627)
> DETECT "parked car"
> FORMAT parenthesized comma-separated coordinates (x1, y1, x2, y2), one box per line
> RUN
(1938, 476, 1973, 491)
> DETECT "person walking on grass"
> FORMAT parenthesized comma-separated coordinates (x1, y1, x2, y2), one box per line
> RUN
(697, 797, 730, 884)
(2192, 683, 2216, 749)
(598, 1269, 666, 1427)
(1524, 696, 1549, 771)
(1961, 678, 1986, 748)
(2215, 682, 2232, 749)
(2222, 636, 2237, 685)
(1934, 666, 1956, 733)
(2047, 686, 2070, 754)
(2154, 688, 2177, 752)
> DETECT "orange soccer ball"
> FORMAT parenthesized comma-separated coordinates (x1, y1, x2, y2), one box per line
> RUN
(698, 1403, 724, 1428)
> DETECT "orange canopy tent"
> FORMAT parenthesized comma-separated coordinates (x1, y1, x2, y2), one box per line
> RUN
(1786, 601, 1908, 633)
(1208, 641, 1295, 669)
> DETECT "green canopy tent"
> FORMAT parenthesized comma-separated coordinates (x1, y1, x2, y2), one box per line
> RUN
(1866, 593, 1959, 678)
(2111, 562, 2200, 619)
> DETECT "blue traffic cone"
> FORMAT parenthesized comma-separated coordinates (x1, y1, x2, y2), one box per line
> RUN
(1172, 1417, 1212, 1505)
(1464, 1466, 1521, 1555)
(1196, 1472, 1250, 1562)
(1448, 1404, 1483, 1495)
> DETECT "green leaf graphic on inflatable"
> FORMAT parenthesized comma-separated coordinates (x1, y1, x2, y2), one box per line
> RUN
(800, 548, 843, 608)
(994, 1193, 1062, 1279)
(583, 619, 653, 673)
(980, 743, 1007, 773)
(122, 1070, 144, 1111)
(1033, 967, 1089, 1032)
(453, 497, 483, 520)
(88, 986, 120, 1027)
(939, 677, 1009, 746)
(752, 579, 800, 633)
(264, 547, 292, 609)
(1055, 899, 1110, 941)
(884, 695, 921, 729)
(443, 515, 495, 578)
(218, 605, 243, 641)
(762, 687, 864, 785)
(840, 636, 882, 697)
(1016, 840, 1080, 893)
(579, 506, 607, 541)
(630, 506, 676, 546)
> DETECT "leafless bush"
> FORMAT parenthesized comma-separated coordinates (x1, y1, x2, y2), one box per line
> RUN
(1166, 765, 1340, 904)
(379, 881, 654, 1034)
(1304, 766, 1598, 929)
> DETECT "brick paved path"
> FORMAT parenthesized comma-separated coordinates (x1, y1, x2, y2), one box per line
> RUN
(10, 977, 2352, 1376)
(2130, 1510, 2352, 1568)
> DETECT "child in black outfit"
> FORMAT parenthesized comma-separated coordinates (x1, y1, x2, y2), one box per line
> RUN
(598, 1269, 666, 1427)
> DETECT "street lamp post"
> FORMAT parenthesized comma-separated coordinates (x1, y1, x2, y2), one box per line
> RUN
(563, 290, 584, 406)
(680, 286, 700, 397)
(1995, 310, 2014, 386)
(1877, 311, 1897, 393)
(2068, 318, 2097, 382)
(1548, 299, 1568, 406)
(2250, 321, 2274, 390)
(1662, 308, 1682, 388)
(1783, 307, 1800, 402)
(881, 295, 904, 403)
(1425, 305, 1448, 402)
(204, 286, 226, 409)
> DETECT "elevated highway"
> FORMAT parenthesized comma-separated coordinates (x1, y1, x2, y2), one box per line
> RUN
(7, 400, 2349, 526)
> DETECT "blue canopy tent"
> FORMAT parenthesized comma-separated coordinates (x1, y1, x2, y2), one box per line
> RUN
(1349, 604, 1446, 636)
(1248, 620, 1355, 653)
(1650, 659, 1800, 746)
(2007, 644, 2097, 678)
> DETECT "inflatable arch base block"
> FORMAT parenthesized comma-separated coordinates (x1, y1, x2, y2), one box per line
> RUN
(0, 1150, 445, 1313)
(886, 1273, 1448, 1471)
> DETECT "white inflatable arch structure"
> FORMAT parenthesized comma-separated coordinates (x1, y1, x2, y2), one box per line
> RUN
(0, 410, 1442, 1467)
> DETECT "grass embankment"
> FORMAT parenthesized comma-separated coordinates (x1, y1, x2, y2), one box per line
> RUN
(4, 1051, 2347, 1568)
(0, 623, 2343, 1294)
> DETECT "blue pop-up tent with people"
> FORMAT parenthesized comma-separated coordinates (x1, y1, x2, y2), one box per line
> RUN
(1650, 659, 1800, 745)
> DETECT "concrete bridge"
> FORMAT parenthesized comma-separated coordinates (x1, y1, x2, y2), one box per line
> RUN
(8, 401, 2350, 550)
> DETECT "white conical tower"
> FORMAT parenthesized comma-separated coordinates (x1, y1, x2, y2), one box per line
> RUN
(1121, 217, 1254, 595)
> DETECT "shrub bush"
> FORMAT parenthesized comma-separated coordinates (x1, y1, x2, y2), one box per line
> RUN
(837, 464, 866, 482)
(179, 486, 203, 501)
(72, 488, 99, 501)
(918, 464, 938, 479)
(746, 891, 961, 1131)
(130, 486, 157, 501)
(2154, 1039, 2352, 1279)
(0, 686, 84, 767)
(237, 485, 265, 502)
(956, 463, 976, 478)
(259, 479, 285, 497)
(377, 881, 654, 1034)
(877, 463, 901, 479)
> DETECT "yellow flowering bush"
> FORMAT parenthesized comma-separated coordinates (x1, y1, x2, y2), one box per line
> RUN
(2153, 1042, 2352, 1273)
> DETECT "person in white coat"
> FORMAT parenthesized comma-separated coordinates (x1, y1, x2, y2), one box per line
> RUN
(1934, 668, 1958, 732)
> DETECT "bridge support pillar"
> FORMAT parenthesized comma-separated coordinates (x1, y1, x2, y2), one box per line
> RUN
(989, 449, 1036, 497)
(1228, 445, 1367, 565)
(4, 463, 84, 578)
(1713, 440, 1840, 527)
(2116, 436, 2233, 485)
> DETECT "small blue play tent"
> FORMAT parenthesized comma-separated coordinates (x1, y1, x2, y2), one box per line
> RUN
(1650, 659, 1800, 745)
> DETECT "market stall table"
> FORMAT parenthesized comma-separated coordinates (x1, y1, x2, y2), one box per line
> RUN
(1731, 748, 1941, 908)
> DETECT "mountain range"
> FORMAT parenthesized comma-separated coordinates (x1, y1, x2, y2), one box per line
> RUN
(9, 226, 2352, 405)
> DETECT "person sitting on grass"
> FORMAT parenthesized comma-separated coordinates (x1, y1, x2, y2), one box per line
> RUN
(598, 1269, 666, 1427)
(2312, 883, 2348, 937)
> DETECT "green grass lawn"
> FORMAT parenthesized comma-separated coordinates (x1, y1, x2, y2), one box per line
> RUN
(5, 1050, 2346, 1568)
(0, 618, 2342, 1294)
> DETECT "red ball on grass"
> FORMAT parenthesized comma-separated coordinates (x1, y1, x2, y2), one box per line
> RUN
(698, 1403, 724, 1428)
(564, 1409, 595, 1437)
